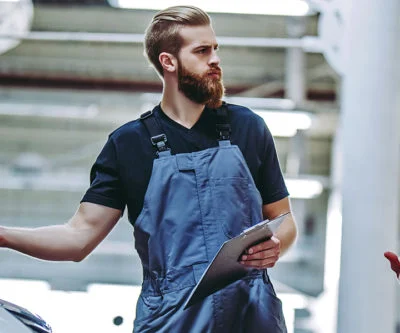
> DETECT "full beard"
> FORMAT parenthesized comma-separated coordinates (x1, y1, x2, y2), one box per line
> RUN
(178, 63, 225, 109)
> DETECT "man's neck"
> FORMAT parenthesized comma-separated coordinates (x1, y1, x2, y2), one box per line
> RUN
(161, 86, 205, 129)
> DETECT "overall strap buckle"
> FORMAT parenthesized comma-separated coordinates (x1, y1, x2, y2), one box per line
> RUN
(215, 102, 231, 141)
(140, 110, 153, 120)
(140, 109, 171, 157)
(216, 123, 231, 141)
(151, 134, 169, 154)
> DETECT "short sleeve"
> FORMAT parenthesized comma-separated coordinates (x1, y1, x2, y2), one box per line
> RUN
(81, 136, 126, 211)
(258, 124, 289, 204)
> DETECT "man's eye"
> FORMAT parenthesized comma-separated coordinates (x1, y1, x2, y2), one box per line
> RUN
(197, 49, 206, 54)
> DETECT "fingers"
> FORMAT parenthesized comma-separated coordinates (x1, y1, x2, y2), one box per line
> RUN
(240, 236, 281, 269)
(240, 250, 279, 268)
(384, 251, 399, 263)
(246, 237, 280, 254)
(384, 251, 400, 278)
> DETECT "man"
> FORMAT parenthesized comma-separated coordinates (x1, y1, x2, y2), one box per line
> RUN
(0, 5, 297, 333)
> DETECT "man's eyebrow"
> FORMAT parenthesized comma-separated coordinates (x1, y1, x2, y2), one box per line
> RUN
(193, 43, 219, 50)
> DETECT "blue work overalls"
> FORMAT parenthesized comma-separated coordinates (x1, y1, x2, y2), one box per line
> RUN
(133, 107, 287, 332)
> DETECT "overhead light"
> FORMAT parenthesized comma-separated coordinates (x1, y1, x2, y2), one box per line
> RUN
(285, 178, 324, 199)
(226, 97, 296, 110)
(108, 0, 312, 16)
(254, 110, 313, 137)
(0, 102, 99, 119)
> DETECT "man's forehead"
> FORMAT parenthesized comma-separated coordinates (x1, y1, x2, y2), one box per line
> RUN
(179, 25, 217, 47)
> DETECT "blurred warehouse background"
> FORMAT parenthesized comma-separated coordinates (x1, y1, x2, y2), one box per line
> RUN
(0, 0, 399, 332)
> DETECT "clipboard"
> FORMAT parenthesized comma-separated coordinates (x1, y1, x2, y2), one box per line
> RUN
(183, 212, 290, 309)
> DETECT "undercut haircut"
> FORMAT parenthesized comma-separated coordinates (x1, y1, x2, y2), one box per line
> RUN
(144, 5, 211, 77)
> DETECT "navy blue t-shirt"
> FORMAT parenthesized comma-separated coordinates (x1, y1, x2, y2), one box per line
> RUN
(81, 103, 289, 225)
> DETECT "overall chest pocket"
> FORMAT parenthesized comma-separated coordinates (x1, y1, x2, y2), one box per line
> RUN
(211, 177, 252, 238)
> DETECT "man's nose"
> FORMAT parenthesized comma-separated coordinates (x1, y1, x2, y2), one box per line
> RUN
(209, 50, 220, 66)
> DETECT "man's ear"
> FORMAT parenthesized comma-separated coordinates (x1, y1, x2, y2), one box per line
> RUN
(159, 52, 177, 73)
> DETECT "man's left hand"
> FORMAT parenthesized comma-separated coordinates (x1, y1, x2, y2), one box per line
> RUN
(240, 236, 281, 269)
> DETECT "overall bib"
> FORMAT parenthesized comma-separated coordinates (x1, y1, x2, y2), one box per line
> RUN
(133, 108, 287, 333)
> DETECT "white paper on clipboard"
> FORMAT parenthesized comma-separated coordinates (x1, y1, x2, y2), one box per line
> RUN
(183, 212, 290, 309)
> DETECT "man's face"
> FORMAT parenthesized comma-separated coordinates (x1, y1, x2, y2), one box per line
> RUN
(176, 25, 225, 109)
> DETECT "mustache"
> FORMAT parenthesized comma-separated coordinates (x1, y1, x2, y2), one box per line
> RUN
(207, 66, 222, 75)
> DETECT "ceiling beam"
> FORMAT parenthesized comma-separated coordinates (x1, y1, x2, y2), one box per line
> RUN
(0, 31, 323, 51)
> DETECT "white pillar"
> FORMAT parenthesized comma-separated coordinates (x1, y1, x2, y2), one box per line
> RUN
(338, 1, 400, 332)
(306, 126, 342, 333)
(285, 17, 306, 105)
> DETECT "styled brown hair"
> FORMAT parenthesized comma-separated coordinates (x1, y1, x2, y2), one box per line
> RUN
(144, 5, 211, 76)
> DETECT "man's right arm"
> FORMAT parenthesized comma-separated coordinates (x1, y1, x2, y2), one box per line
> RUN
(0, 202, 122, 262)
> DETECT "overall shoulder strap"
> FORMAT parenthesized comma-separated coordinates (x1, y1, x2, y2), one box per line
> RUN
(140, 110, 171, 157)
(215, 102, 231, 142)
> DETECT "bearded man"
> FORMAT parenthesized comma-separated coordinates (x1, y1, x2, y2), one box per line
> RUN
(0, 6, 297, 333)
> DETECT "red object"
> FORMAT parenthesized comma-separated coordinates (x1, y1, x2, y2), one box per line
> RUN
(384, 251, 400, 278)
